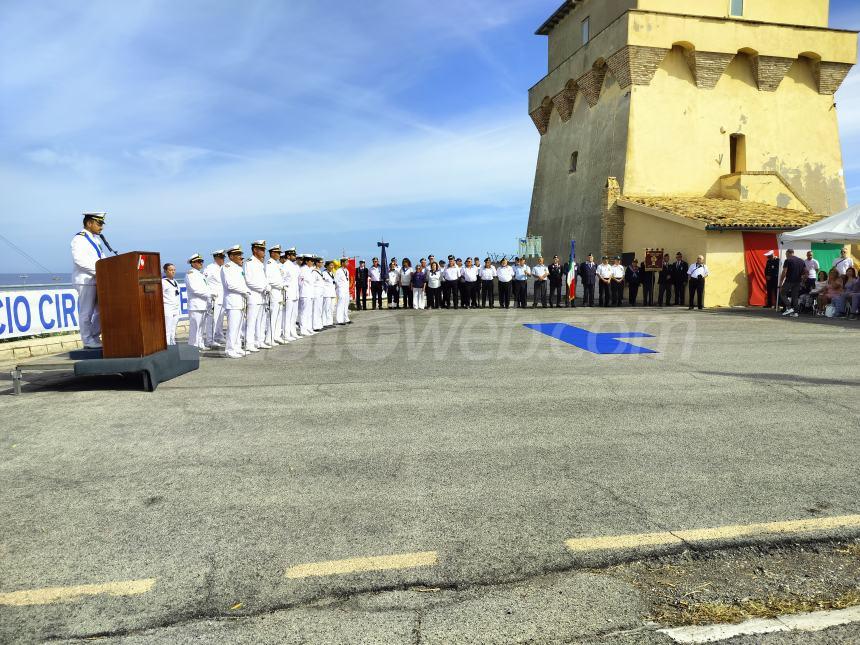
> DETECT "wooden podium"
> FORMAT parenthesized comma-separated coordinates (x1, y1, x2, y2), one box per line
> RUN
(96, 252, 167, 358)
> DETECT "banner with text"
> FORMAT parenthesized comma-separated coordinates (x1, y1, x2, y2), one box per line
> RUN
(0, 284, 189, 340)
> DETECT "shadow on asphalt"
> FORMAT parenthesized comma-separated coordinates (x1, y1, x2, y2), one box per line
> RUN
(698, 371, 859, 387)
(715, 307, 859, 328)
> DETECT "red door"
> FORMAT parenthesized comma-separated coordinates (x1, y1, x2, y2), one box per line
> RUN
(742, 232, 779, 306)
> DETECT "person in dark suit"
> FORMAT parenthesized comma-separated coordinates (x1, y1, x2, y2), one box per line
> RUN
(355, 260, 369, 310)
(640, 261, 654, 306)
(657, 254, 672, 306)
(548, 256, 564, 307)
(672, 252, 689, 306)
(625, 260, 642, 305)
(578, 254, 597, 307)
(764, 251, 780, 308)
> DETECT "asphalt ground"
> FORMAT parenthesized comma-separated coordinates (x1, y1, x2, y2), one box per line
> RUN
(1, 306, 859, 643)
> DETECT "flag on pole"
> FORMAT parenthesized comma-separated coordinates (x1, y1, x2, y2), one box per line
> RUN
(567, 239, 576, 299)
(378, 240, 389, 293)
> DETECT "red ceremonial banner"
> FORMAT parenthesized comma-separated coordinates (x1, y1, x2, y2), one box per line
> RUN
(348, 258, 356, 301)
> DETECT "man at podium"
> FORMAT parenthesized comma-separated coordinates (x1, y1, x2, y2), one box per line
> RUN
(71, 212, 107, 349)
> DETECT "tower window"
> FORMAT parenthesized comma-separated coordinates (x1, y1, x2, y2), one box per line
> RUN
(570, 151, 579, 173)
(581, 17, 590, 45)
(730, 0, 744, 16)
(730, 134, 746, 172)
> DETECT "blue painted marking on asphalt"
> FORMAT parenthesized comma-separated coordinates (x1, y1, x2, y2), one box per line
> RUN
(523, 323, 657, 355)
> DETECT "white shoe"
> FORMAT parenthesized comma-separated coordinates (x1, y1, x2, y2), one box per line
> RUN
(259, 343, 273, 349)
(782, 308, 795, 316)
(246, 346, 260, 353)
(226, 351, 244, 359)
(83, 341, 103, 349)
(210, 341, 224, 348)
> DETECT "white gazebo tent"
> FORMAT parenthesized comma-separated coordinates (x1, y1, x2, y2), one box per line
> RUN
(779, 203, 860, 245)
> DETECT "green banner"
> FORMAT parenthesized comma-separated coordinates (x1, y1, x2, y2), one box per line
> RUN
(811, 242, 842, 275)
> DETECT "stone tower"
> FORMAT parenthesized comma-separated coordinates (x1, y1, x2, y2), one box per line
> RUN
(527, 0, 856, 261)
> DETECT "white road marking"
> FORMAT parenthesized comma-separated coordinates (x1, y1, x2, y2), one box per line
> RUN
(659, 605, 860, 643)
(0, 578, 156, 606)
(285, 551, 438, 579)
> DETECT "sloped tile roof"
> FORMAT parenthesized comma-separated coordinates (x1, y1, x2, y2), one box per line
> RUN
(621, 196, 826, 230)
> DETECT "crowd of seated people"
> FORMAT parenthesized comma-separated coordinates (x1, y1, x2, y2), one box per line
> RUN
(803, 267, 859, 319)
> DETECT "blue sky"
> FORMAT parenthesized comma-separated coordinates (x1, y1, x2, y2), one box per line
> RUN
(1, 0, 859, 273)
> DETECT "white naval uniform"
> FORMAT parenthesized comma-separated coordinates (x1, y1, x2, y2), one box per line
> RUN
(335, 266, 351, 323)
(70, 230, 104, 347)
(312, 268, 325, 330)
(243, 256, 269, 351)
(203, 262, 226, 345)
(221, 260, 251, 357)
(162, 277, 182, 345)
(281, 259, 300, 340)
(266, 257, 285, 344)
(185, 268, 213, 349)
(322, 270, 336, 327)
(298, 265, 315, 336)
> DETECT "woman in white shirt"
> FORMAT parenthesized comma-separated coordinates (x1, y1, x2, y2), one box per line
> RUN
(387, 261, 400, 309)
(400, 258, 415, 309)
(426, 261, 443, 309)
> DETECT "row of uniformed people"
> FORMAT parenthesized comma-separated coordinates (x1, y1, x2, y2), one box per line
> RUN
(356, 256, 556, 310)
(173, 243, 351, 359)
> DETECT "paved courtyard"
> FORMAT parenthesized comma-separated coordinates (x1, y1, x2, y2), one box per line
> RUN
(1, 307, 859, 643)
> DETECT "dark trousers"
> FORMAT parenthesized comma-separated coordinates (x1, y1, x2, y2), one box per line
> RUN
(549, 281, 562, 307)
(514, 281, 528, 307)
(598, 281, 610, 307)
(765, 280, 778, 308)
(387, 284, 399, 308)
(688, 277, 705, 309)
(611, 281, 624, 306)
(498, 281, 512, 308)
(533, 280, 547, 307)
(628, 284, 640, 305)
(481, 280, 494, 307)
(674, 280, 687, 306)
(582, 283, 595, 306)
(356, 284, 368, 310)
(642, 282, 653, 306)
(401, 285, 413, 309)
(427, 286, 442, 309)
(443, 280, 458, 308)
(370, 281, 383, 309)
(459, 282, 473, 308)
(658, 282, 672, 306)
(780, 281, 801, 311)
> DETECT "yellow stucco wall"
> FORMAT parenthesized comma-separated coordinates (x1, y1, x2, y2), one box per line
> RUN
(623, 208, 752, 307)
(548, 0, 636, 71)
(637, 0, 829, 29)
(625, 47, 848, 214)
(705, 230, 749, 307)
(718, 174, 808, 210)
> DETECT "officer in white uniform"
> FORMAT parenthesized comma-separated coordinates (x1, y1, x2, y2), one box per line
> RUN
(531, 257, 549, 308)
(244, 240, 271, 352)
(221, 245, 251, 358)
(280, 247, 300, 341)
(162, 263, 182, 345)
(71, 212, 106, 348)
(335, 257, 351, 324)
(687, 255, 710, 310)
(322, 260, 337, 327)
(596, 256, 613, 307)
(298, 253, 316, 336)
(185, 254, 213, 350)
(312, 256, 326, 330)
(203, 250, 226, 348)
(265, 244, 286, 345)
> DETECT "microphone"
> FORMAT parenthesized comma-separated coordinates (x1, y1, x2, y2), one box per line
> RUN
(99, 233, 119, 256)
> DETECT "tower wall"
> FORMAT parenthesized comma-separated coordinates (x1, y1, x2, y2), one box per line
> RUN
(625, 46, 848, 214)
(527, 73, 630, 262)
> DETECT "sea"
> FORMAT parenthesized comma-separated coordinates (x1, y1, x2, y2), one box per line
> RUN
(0, 273, 73, 287)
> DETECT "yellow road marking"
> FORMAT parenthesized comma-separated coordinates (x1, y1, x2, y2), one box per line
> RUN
(0, 578, 156, 606)
(286, 551, 438, 579)
(566, 514, 860, 553)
